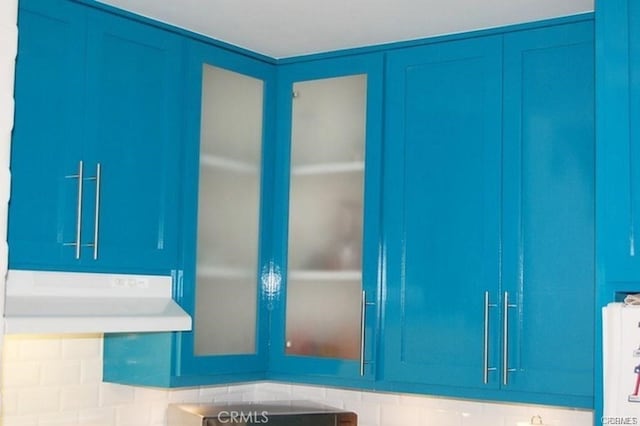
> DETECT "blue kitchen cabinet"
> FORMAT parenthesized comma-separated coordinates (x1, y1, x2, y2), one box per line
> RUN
(104, 39, 276, 387)
(500, 22, 594, 405)
(382, 35, 503, 391)
(9, 0, 182, 274)
(596, 0, 640, 286)
(9, 0, 88, 270)
(594, 0, 640, 420)
(80, 9, 182, 273)
(382, 20, 594, 408)
(267, 54, 384, 384)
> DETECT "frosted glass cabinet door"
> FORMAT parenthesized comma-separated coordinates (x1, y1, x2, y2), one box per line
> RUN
(285, 75, 367, 359)
(194, 65, 263, 356)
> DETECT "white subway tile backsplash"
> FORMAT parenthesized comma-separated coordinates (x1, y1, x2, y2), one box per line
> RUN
(79, 407, 116, 426)
(15, 386, 60, 415)
(2, 413, 38, 426)
(115, 403, 152, 426)
(37, 411, 79, 426)
(40, 360, 81, 386)
(17, 336, 62, 361)
(326, 387, 362, 403)
(99, 383, 135, 407)
(81, 358, 104, 384)
(60, 334, 102, 359)
(2, 362, 40, 387)
(60, 384, 100, 410)
(2, 389, 18, 415)
(289, 383, 327, 399)
(167, 388, 200, 403)
(380, 404, 422, 426)
(1, 335, 594, 426)
(196, 385, 231, 401)
(134, 387, 171, 403)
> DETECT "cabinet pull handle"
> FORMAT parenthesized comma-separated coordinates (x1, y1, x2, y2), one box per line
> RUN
(359, 290, 375, 376)
(91, 163, 101, 260)
(64, 161, 84, 259)
(483, 291, 497, 384)
(502, 291, 517, 385)
(82, 163, 101, 260)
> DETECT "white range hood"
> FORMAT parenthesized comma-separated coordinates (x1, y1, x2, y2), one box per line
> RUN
(3, 270, 192, 334)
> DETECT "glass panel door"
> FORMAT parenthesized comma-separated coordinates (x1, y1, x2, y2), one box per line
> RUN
(285, 75, 367, 359)
(194, 64, 264, 355)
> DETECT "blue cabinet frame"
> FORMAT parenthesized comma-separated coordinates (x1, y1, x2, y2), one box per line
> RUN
(268, 53, 384, 384)
(9, 0, 182, 275)
(595, 0, 640, 422)
(104, 40, 277, 387)
(12, 0, 598, 409)
(381, 20, 594, 408)
(382, 35, 503, 390)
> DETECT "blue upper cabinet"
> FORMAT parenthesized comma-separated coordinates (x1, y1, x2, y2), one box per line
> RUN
(382, 36, 503, 391)
(594, 0, 639, 420)
(501, 22, 594, 406)
(596, 0, 640, 285)
(9, 0, 88, 270)
(268, 54, 384, 383)
(382, 19, 594, 408)
(9, 0, 182, 274)
(104, 40, 276, 387)
(82, 10, 182, 272)
(176, 40, 275, 383)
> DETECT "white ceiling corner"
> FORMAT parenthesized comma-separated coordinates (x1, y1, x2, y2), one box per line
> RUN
(96, 0, 594, 59)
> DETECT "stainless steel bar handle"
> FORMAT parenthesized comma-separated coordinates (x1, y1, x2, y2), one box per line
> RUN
(502, 291, 517, 386)
(81, 163, 101, 260)
(92, 163, 101, 260)
(483, 291, 497, 384)
(360, 290, 367, 376)
(359, 290, 375, 376)
(64, 161, 84, 259)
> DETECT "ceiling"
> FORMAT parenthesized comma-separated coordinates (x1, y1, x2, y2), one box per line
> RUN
(96, 0, 594, 59)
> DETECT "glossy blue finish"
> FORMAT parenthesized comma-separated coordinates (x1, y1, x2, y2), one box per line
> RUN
(104, 39, 276, 386)
(9, 0, 182, 274)
(9, 0, 88, 270)
(382, 36, 503, 389)
(83, 9, 182, 273)
(595, 0, 640, 421)
(15, 0, 597, 406)
(502, 22, 594, 399)
(596, 0, 640, 284)
(178, 40, 275, 378)
(268, 53, 384, 381)
(382, 21, 594, 408)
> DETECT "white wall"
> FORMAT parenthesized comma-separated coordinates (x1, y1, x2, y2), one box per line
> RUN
(0, 0, 18, 420)
(1, 334, 592, 426)
(0, 0, 17, 295)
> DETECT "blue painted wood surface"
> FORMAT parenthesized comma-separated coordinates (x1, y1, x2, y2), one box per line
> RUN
(9, 0, 183, 274)
(382, 35, 503, 389)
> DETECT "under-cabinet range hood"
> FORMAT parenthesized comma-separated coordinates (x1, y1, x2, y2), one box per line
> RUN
(3, 270, 192, 334)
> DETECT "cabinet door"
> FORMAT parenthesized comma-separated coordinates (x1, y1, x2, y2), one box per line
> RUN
(8, 0, 87, 270)
(502, 22, 594, 403)
(382, 37, 502, 389)
(269, 54, 383, 381)
(597, 0, 640, 283)
(103, 42, 275, 387)
(83, 10, 182, 273)
(177, 41, 275, 380)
